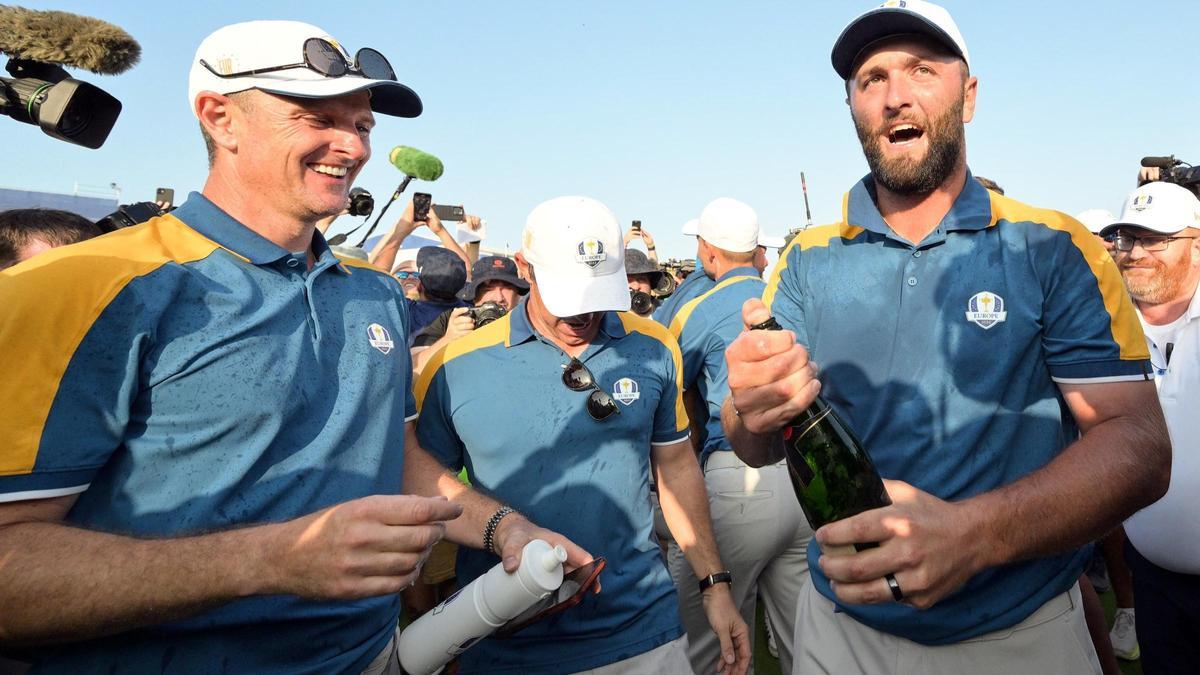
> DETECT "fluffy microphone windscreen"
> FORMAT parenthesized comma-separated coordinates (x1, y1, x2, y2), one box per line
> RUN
(389, 146, 444, 182)
(0, 6, 141, 75)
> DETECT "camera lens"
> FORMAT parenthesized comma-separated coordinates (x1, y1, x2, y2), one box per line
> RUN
(630, 290, 654, 315)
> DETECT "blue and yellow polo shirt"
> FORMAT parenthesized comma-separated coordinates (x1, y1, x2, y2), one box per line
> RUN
(0, 193, 417, 673)
(766, 174, 1150, 645)
(669, 266, 765, 467)
(415, 300, 689, 673)
(654, 264, 716, 328)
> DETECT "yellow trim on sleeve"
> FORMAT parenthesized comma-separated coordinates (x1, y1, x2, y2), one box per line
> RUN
(988, 193, 1149, 361)
(668, 275, 759, 340)
(617, 312, 689, 433)
(762, 220, 866, 311)
(413, 313, 512, 412)
(0, 215, 221, 476)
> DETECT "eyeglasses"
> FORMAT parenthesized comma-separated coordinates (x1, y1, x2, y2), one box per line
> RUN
(200, 37, 396, 82)
(1111, 232, 1199, 253)
(395, 271, 420, 280)
(562, 358, 620, 421)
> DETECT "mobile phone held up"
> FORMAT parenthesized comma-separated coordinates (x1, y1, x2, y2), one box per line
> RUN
(632, 220, 641, 233)
(413, 192, 432, 222)
(433, 204, 465, 222)
(155, 187, 174, 206)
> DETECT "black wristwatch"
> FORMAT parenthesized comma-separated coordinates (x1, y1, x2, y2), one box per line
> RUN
(697, 570, 733, 593)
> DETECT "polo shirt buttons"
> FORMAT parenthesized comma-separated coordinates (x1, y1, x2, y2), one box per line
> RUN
(913, 251, 922, 258)
(907, 276, 917, 287)
(286, 258, 300, 268)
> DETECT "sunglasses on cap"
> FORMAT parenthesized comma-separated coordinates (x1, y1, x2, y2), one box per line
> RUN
(562, 358, 620, 422)
(200, 37, 396, 82)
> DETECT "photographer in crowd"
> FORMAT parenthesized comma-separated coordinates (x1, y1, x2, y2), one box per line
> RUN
(0, 208, 103, 270)
(411, 254, 528, 372)
(626, 248, 667, 317)
(1100, 181, 1200, 673)
(405, 246, 469, 339)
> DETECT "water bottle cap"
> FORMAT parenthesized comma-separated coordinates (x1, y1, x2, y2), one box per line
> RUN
(541, 544, 568, 572)
(518, 539, 565, 593)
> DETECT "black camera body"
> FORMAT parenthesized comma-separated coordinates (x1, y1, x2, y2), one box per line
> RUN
(95, 201, 167, 233)
(630, 289, 656, 316)
(1141, 155, 1200, 196)
(1, 58, 122, 149)
(467, 301, 507, 328)
(348, 187, 374, 217)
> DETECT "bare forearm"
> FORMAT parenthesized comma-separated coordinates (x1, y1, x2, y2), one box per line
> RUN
(656, 449, 724, 577)
(971, 410, 1170, 568)
(0, 522, 268, 646)
(721, 397, 784, 467)
(368, 221, 417, 271)
(402, 440, 502, 549)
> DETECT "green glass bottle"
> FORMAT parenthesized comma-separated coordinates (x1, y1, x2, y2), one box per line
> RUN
(753, 317, 891, 554)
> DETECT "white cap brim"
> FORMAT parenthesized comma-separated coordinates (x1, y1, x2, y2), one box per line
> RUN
(535, 267, 631, 317)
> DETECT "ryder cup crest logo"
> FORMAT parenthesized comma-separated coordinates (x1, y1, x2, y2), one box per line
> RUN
(612, 377, 640, 405)
(1131, 194, 1154, 212)
(881, 0, 907, 7)
(576, 238, 607, 268)
(965, 292, 1007, 330)
(367, 323, 394, 354)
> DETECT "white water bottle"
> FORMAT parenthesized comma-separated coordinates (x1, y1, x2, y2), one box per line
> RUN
(398, 539, 567, 675)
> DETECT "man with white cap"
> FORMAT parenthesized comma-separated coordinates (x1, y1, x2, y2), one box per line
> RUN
(0, 20, 580, 673)
(721, 1, 1170, 673)
(416, 196, 749, 674)
(666, 197, 813, 674)
(654, 218, 717, 327)
(1100, 181, 1200, 673)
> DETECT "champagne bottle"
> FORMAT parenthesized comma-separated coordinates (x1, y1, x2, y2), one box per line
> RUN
(753, 317, 891, 555)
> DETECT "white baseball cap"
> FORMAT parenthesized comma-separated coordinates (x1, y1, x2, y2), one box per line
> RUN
(698, 198, 760, 253)
(681, 218, 700, 237)
(188, 21, 421, 118)
(1075, 209, 1116, 235)
(522, 196, 631, 317)
(832, 0, 970, 80)
(758, 233, 787, 249)
(1099, 182, 1200, 236)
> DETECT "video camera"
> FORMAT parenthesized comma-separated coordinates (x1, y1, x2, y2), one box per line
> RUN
(1140, 156, 1200, 196)
(96, 201, 167, 233)
(348, 187, 374, 217)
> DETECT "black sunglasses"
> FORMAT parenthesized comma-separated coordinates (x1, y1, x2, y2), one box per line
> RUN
(200, 37, 396, 82)
(562, 359, 620, 421)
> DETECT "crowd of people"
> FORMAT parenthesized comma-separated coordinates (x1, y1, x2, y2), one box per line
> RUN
(1, 1, 1196, 674)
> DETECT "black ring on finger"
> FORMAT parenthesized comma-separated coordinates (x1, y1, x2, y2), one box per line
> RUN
(885, 573, 904, 602)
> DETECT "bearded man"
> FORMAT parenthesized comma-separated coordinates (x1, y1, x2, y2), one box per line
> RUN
(719, 1, 1171, 673)
(1100, 181, 1200, 675)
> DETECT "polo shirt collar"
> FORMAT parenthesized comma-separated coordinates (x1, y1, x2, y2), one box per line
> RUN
(172, 192, 347, 273)
(716, 266, 760, 283)
(507, 298, 627, 348)
(845, 169, 993, 240)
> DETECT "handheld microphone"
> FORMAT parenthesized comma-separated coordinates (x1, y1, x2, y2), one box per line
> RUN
(0, 6, 141, 75)
(352, 147, 445, 246)
(389, 146, 444, 181)
(1141, 156, 1178, 169)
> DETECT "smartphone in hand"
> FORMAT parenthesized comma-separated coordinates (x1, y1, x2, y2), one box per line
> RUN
(413, 192, 432, 222)
(495, 557, 606, 637)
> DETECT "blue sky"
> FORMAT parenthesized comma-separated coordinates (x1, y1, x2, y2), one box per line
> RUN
(5, 1, 1199, 260)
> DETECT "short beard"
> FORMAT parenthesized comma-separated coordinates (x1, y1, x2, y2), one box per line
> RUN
(1120, 257, 1192, 305)
(854, 94, 965, 196)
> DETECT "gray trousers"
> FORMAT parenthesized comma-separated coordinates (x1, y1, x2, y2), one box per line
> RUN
(668, 453, 813, 674)
(793, 581, 1102, 674)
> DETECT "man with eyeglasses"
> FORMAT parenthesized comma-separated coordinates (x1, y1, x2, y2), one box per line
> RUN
(721, 1, 1169, 673)
(416, 196, 750, 675)
(0, 20, 582, 674)
(1099, 181, 1200, 673)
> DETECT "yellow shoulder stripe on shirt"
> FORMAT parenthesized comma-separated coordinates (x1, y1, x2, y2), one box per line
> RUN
(988, 192, 1149, 361)
(618, 312, 689, 434)
(0, 214, 222, 476)
(762, 215, 866, 311)
(669, 275, 759, 340)
(413, 313, 511, 411)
